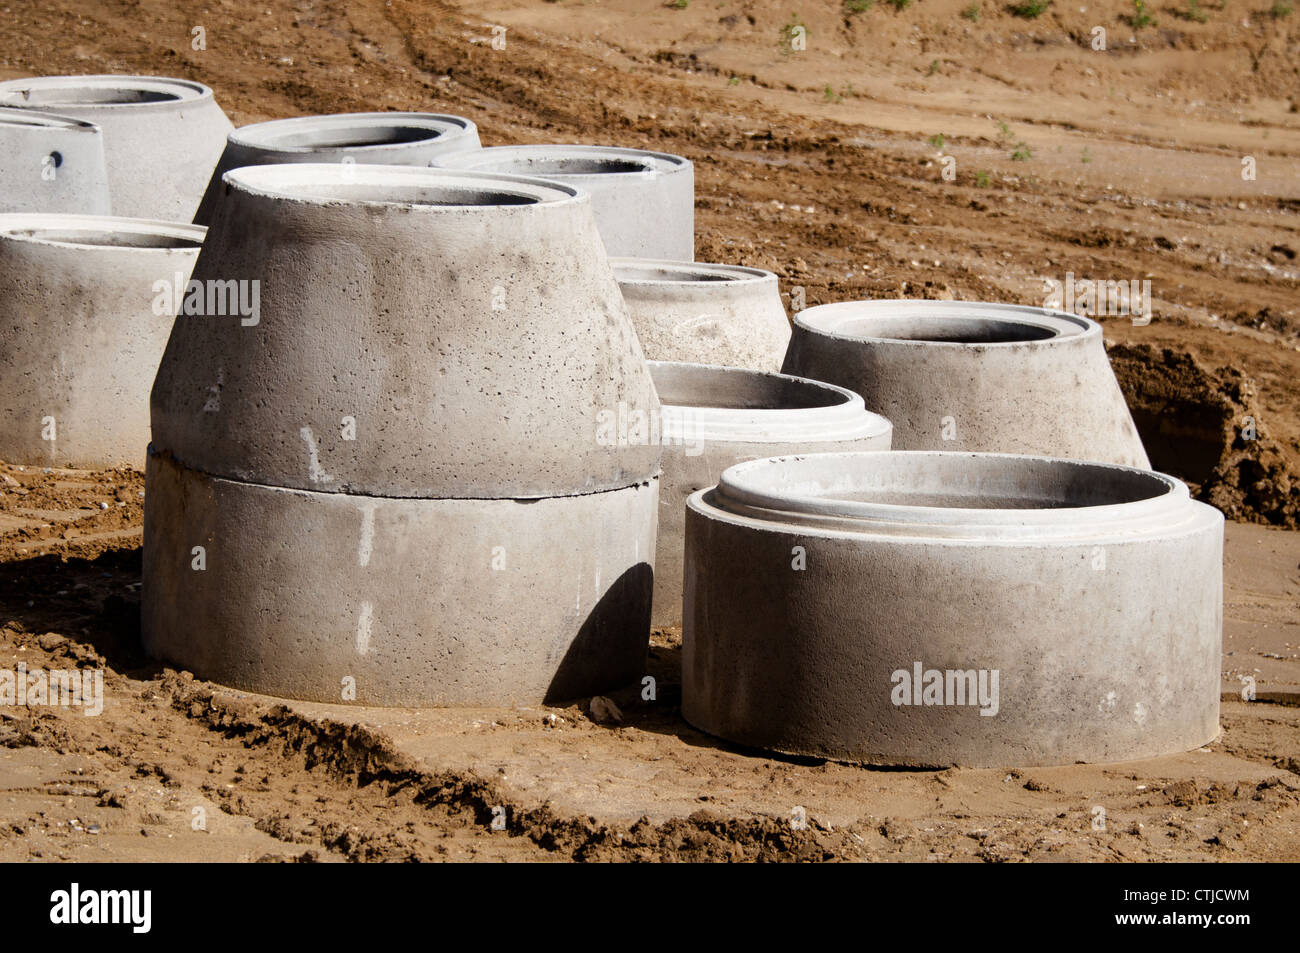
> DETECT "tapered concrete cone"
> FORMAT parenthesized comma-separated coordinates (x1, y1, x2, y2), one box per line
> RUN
(434, 145, 694, 260)
(647, 361, 892, 626)
(144, 163, 661, 707)
(0, 108, 111, 214)
(0, 76, 233, 222)
(683, 451, 1223, 767)
(152, 164, 661, 497)
(193, 112, 482, 225)
(782, 300, 1150, 467)
(0, 214, 204, 467)
(612, 259, 791, 372)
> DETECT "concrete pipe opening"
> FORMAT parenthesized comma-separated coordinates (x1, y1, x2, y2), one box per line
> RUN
(193, 114, 484, 225)
(4, 224, 203, 250)
(613, 259, 790, 371)
(782, 300, 1148, 466)
(0, 76, 232, 222)
(434, 145, 694, 259)
(224, 163, 577, 209)
(648, 362, 891, 626)
(683, 450, 1223, 767)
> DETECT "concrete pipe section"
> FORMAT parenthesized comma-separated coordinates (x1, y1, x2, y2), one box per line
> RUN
(683, 451, 1224, 768)
(0, 75, 233, 222)
(193, 112, 482, 225)
(0, 108, 111, 214)
(612, 259, 791, 372)
(782, 300, 1149, 467)
(0, 214, 205, 467)
(647, 361, 892, 627)
(434, 145, 694, 260)
(144, 164, 661, 707)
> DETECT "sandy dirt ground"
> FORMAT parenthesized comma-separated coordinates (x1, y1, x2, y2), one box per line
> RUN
(0, 0, 1298, 861)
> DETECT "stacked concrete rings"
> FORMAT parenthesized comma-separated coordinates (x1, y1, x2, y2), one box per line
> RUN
(0, 214, 205, 467)
(0, 108, 111, 214)
(434, 145, 694, 259)
(0, 75, 233, 222)
(612, 259, 791, 372)
(144, 164, 662, 707)
(194, 112, 482, 225)
(683, 451, 1223, 767)
(648, 361, 892, 626)
(782, 300, 1149, 467)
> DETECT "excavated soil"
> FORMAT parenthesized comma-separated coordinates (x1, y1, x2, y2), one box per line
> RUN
(0, 0, 1298, 860)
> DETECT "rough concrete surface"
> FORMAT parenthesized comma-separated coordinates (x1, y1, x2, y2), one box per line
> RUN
(0, 107, 110, 214)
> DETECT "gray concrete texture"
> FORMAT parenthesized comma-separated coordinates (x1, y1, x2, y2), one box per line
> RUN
(434, 145, 694, 260)
(683, 451, 1224, 767)
(193, 112, 482, 225)
(612, 259, 791, 372)
(782, 300, 1150, 467)
(0, 75, 233, 222)
(648, 361, 892, 626)
(142, 450, 657, 707)
(0, 214, 205, 467)
(150, 164, 662, 498)
(0, 108, 111, 214)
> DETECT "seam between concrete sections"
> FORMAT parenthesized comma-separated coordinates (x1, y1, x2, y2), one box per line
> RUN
(147, 447, 660, 501)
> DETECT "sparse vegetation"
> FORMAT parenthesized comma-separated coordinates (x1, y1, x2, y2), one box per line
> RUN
(928, 59, 941, 74)
(668, 0, 689, 8)
(727, 75, 740, 86)
(1081, 147, 1093, 163)
(962, 1, 982, 19)
(975, 170, 992, 187)
(1177, 0, 1209, 21)
(844, 0, 875, 13)
(1011, 141, 1032, 161)
(779, 14, 806, 54)
(1009, 0, 1051, 17)
(887, 0, 913, 9)
(1271, 0, 1293, 17)
(928, 133, 946, 149)
(1127, 0, 1156, 26)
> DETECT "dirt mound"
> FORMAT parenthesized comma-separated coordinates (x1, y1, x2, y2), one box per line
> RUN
(1108, 343, 1300, 528)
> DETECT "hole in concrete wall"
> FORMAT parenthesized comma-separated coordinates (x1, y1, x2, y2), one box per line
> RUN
(479, 156, 651, 176)
(614, 262, 740, 283)
(290, 183, 541, 206)
(9, 228, 203, 249)
(651, 363, 844, 411)
(1, 85, 182, 106)
(264, 123, 445, 149)
(841, 316, 1058, 344)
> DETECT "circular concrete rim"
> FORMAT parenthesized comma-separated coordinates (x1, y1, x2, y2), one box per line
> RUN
(228, 112, 478, 155)
(0, 212, 206, 251)
(793, 299, 1098, 348)
(706, 451, 1192, 539)
(611, 258, 773, 288)
(435, 144, 690, 179)
(0, 75, 213, 111)
(649, 361, 892, 444)
(222, 162, 583, 210)
(0, 106, 100, 133)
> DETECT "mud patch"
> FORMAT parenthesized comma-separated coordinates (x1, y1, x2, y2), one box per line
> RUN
(1108, 344, 1300, 528)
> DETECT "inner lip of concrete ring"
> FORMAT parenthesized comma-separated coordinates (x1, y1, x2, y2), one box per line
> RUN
(650, 362, 888, 443)
(0, 216, 206, 251)
(0, 76, 207, 108)
(797, 300, 1094, 346)
(611, 258, 770, 285)
(237, 115, 468, 152)
(708, 451, 1190, 538)
(444, 145, 687, 176)
(0, 108, 98, 131)
(224, 164, 580, 208)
